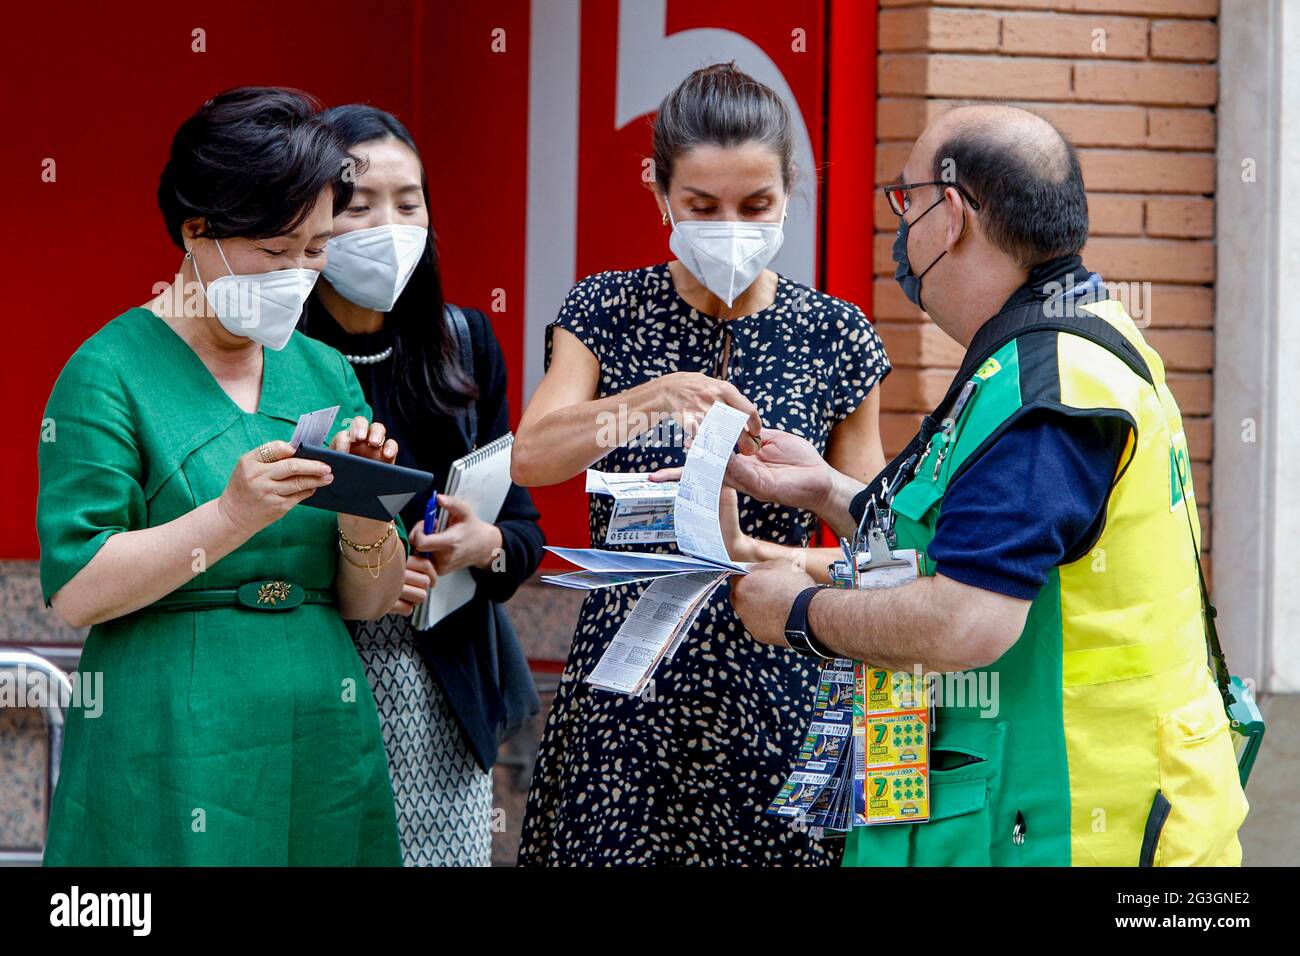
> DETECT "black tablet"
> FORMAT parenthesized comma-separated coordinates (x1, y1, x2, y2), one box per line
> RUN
(294, 444, 435, 521)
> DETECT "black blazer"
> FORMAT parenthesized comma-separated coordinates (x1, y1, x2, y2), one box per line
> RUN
(305, 304, 546, 771)
(414, 306, 545, 772)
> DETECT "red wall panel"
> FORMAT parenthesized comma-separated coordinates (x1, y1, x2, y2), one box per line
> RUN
(3, 0, 421, 557)
(5, 0, 873, 567)
(824, 0, 877, 311)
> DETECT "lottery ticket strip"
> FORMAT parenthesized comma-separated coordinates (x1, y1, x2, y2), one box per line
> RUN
(544, 401, 934, 830)
(542, 402, 751, 696)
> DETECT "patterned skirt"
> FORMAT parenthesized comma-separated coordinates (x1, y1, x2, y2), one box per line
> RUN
(352, 613, 494, 867)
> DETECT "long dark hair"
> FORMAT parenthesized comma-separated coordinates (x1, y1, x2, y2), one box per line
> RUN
(302, 104, 477, 424)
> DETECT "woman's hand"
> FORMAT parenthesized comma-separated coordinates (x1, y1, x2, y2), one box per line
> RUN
(332, 415, 398, 462)
(330, 417, 407, 619)
(332, 416, 402, 545)
(717, 484, 759, 563)
(216, 440, 334, 537)
(392, 554, 437, 616)
(652, 371, 765, 454)
(411, 494, 504, 576)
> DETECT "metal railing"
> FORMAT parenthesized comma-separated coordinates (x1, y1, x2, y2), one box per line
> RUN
(0, 648, 74, 866)
(2, 651, 555, 861)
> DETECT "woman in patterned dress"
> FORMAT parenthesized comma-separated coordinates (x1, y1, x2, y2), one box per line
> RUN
(299, 105, 544, 866)
(513, 64, 891, 865)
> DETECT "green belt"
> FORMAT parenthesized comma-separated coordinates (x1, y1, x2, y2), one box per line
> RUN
(142, 580, 334, 613)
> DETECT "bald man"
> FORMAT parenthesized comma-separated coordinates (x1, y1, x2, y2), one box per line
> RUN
(725, 105, 1248, 867)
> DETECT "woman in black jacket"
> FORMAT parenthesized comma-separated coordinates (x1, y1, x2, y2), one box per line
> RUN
(299, 104, 544, 866)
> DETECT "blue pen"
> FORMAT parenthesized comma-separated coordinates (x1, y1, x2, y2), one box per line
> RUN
(420, 493, 439, 557)
(410, 493, 440, 629)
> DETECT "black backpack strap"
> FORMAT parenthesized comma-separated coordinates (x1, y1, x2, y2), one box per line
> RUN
(444, 304, 478, 450)
(858, 295, 1151, 518)
(860, 292, 1233, 707)
(948, 294, 1155, 435)
(1170, 444, 1232, 703)
(967, 300, 1153, 387)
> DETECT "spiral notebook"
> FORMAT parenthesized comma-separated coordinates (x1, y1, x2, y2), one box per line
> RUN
(411, 433, 515, 630)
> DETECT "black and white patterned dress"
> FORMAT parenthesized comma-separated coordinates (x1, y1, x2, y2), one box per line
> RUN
(302, 304, 545, 869)
(518, 264, 890, 866)
(353, 615, 493, 867)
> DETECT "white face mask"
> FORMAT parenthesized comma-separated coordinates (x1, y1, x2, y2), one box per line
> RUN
(322, 223, 428, 312)
(190, 239, 318, 351)
(667, 198, 787, 307)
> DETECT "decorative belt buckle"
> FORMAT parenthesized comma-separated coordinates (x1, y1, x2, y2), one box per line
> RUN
(237, 580, 305, 612)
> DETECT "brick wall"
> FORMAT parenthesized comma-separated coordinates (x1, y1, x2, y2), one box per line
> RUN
(873, 0, 1218, 558)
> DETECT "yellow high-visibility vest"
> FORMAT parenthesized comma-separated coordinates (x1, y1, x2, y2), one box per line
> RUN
(843, 297, 1248, 867)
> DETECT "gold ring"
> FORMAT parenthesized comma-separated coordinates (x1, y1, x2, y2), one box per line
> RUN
(257, 442, 276, 464)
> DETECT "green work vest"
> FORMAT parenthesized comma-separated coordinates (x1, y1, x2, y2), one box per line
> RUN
(841, 297, 1247, 867)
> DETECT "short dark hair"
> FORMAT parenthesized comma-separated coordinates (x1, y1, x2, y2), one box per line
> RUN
(652, 62, 794, 194)
(157, 87, 356, 250)
(931, 118, 1089, 269)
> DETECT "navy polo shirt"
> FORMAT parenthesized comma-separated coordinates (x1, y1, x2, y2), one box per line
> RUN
(924, 409, 1129, 600)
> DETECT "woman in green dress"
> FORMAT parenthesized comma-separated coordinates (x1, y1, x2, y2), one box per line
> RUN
(36, 87, 408, 866)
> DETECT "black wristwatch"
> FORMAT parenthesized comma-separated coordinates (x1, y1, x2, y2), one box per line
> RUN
(784, 585, 836, 660)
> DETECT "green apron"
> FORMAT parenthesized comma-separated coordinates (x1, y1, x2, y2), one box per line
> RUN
(842, 300, 1245, 866)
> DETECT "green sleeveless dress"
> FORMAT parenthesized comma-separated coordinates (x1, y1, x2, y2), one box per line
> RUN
(36, 307, 405, 866)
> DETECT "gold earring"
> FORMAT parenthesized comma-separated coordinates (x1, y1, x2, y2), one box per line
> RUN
(662, 212, 669, 225)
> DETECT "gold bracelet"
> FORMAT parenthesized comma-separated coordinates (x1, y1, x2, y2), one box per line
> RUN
(338, 534, 402, 580)
(338, 520, 395, 553)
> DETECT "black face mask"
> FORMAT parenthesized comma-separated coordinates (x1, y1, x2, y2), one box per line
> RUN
(891, 195, 953, 312)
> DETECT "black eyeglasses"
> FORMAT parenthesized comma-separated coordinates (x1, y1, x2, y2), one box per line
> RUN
(881, 181, 982, 217)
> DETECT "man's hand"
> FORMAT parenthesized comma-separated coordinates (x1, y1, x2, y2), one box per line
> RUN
(729, 559, 816, 646)
(724, 428, 831, 511)
(649, 427, 830, 508)
(648, 426, 842, 517)
(727, 428, 867, 538)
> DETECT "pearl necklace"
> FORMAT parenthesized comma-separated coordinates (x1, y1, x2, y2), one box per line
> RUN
(343, 346, 394, 365)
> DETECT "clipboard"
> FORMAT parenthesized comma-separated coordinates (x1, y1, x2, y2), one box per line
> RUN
(294, 444, 434, 521)
(411, 433, 515, 629)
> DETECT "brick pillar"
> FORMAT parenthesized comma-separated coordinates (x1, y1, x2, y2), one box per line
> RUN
(873, 0, 1218, 558)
